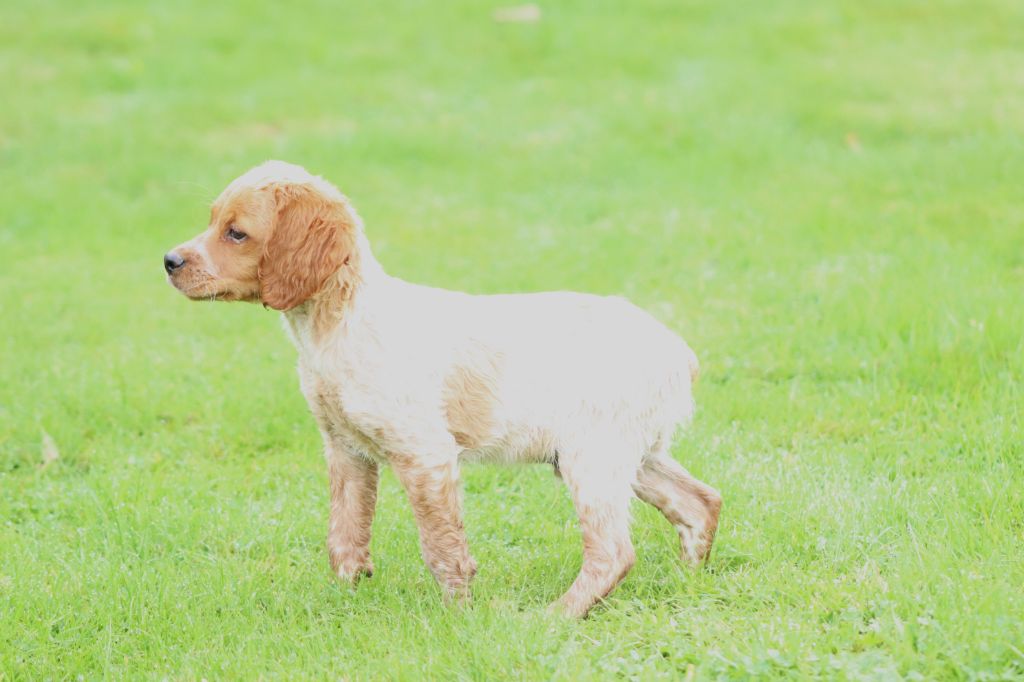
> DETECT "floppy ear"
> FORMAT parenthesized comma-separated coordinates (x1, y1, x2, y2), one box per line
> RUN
(259, 183, 353, 311)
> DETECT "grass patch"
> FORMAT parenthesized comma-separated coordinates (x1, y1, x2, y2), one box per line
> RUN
(1, 0, 1022, 678)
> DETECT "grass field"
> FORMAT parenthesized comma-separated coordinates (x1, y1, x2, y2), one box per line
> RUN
(2, 0, 1023, 678)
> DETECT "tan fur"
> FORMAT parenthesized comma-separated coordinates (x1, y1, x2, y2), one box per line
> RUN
(326, 452, 378, 581)
(259, 183, 355, 311)
(391, 459, 477, 601)
(633, 455, 722, 564)
(443, 357, 501, 449)
(302, 373, 380, 580)
(311, 275, 359, 341)
(167, 187, 270, 302)
(552, 503, 636, 618)
(165, 172, 358, 319)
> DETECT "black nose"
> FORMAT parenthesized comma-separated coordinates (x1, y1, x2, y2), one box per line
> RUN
(164, 251, 186, 274)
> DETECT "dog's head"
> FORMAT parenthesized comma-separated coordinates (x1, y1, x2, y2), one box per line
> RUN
(164, 161, 356, 311)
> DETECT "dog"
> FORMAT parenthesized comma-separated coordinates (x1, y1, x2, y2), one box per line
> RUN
(164, 161, 721, 617)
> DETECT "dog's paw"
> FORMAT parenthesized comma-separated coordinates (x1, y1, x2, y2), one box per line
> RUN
(679, 521, 717, 568)
(330, 549, 374, 585)
(336, 562, 373, 584)
(546, 596, 588, 619)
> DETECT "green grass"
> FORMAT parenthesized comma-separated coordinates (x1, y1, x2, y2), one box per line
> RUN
(2, 0, 1023, 678)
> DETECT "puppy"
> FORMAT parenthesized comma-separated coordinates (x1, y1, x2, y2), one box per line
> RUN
(165, 161, 720, 617)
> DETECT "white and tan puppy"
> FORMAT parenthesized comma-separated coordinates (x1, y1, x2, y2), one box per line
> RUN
(164, 161, 721, 617)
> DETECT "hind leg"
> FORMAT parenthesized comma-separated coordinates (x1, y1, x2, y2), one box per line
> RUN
(633, 453, 721, 565)
(551, 438, 638, 618)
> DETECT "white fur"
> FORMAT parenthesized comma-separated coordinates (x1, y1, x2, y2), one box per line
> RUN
(282, 209, 699, 481)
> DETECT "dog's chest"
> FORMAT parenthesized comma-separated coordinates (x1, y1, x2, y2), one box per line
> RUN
(301, 370, 388, 460)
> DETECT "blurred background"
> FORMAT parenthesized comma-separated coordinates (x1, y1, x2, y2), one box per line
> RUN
(1, 0, 1022, 678)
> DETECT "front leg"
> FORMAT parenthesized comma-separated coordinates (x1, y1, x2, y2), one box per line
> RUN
(326, 445, 379, 582)
(392, 458, 477, 602)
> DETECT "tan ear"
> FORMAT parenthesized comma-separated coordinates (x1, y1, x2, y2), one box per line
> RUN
(259, 183, 353, 311)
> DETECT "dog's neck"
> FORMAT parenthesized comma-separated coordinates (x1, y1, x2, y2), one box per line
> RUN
(281, 230, 387, 352)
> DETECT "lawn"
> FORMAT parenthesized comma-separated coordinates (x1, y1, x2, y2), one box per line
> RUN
(2, 0, 1023, 678)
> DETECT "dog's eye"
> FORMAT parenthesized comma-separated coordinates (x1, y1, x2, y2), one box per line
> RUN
(226, 226, 247, 243)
